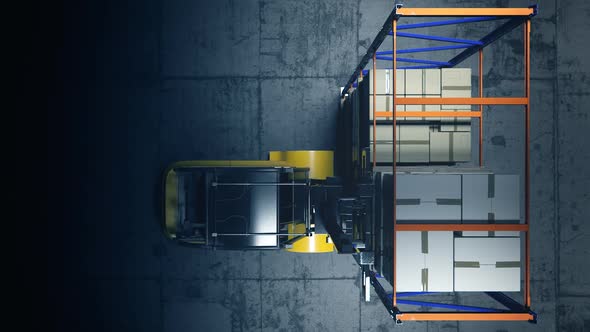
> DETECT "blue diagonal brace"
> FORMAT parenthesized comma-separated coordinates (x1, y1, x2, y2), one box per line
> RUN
(485, 292, 528, 312)
(340, 4, 403, 97)
(377, 44, 471, 55)
(397, 57, 450, 66)
(375, 56, 449, 67)
(389, 32, 483, 45)
(397, 299, 504, 313)
(397, 16, 502, 30)
(448, 17, 527, 67)
(396, 292, 437, 298)
(398, 65, 440, 70)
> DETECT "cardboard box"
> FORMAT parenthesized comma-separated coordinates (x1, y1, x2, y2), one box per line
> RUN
(369, 125, 400, 163)
(369, 95, 405, 120)
(369, 69, 405, 95)
(424, 95, 442, 121)
(424, 68, 442, 95)
(454, 237, 521, 291)
(404, 95, 442, 121)
(461, 174, 520, 237)
(404, 95, 422, 121)
(367, 68, 473, 164)
(405, 69, 423, 95)
(370, 124, 400, 142)
(442, 68, 472, 111)
(399, 125, 429, 163)
(396, 231, 454, 292)
(462, 174, 493, 221)
(429, 131, 471, 162)
(440, 123, 471, 132)
(396, 174, 461, 221)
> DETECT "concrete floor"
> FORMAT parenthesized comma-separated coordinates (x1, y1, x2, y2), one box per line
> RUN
(48, 0, 589, 331)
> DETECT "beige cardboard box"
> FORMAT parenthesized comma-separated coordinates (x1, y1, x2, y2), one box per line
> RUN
(405, 95, 441, 120)
(369, 95, 405, 120)
(396, 174, 462, 220)
(442, 68, 471, 111)
(405, 95, 422, 121)
(405, 69, 423, 95)
(399, 125, 430, 163)
(440, 123, 471, 132)
(396, 231, 454, 292)
(374, 142, 400, 163)
(424, 68, 442, 95)
(454, 237, 521, 291)
(430, 130, 471, 162)
(369, 69, 405, 95)
(369, 125, 400, 163)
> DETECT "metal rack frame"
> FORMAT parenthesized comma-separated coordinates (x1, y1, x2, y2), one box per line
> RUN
(343, 5, 537, 322)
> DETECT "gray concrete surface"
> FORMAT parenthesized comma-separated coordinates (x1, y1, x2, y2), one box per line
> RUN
(48, 0, 589, 331)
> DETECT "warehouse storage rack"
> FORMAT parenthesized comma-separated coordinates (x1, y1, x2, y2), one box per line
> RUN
(342, 5, 537, 322)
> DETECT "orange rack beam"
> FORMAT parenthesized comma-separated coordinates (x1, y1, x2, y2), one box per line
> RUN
(397, 312, 535, 322)
(375, 111, 481, 118)
(396, 224, 529, 232)
(395, 97, 527, 105)
(396, 8, 535, 17)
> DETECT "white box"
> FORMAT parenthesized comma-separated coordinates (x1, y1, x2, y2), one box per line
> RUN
(462, 174, 493, 221)
(442, 68, 471, 110)
(396, 69, 405, 95)
(370, 124, 399, 142)
(454, 237, 521, 291)
(425, 95, 442, 121)
(405, 69, 423, 95)
(374, 142, 400, 163)
(395, 231, 423, 291)
(462, 174, 520, 237)
(429, 131, 471, 162)
(397, 174, 461, 202)
(396, 174, 461, 220)
(442, 68, 471, 87)
(424, 69, 442, 95)
(369, 69, 405, 95)
(399, 125, 429, 163)
(425, 232, 454, 291)
(452, 132, 471, 161)
(369, 70, 386, 94)
(405, 95, 442, 121)
(405, 95, 422, 121)
(440, 123, 471, 132)
(429, 131, 448, 162)
(370, 125, 400, 163)
(396, 231, 454, 292)
(369, 95, 405, 120)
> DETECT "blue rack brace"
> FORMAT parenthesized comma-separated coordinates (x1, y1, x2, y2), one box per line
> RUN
(397, 65, 440, 70)
(397, 292, 437, 297)
(447, 16, 526, 67)
(396, 16, 502, 30)
(396, 299, 505, 313)
(392, 32, 483, 45)
(376, 44, 471, 55)
(375, 56, 450, 66)
(340, 4, 403, 97)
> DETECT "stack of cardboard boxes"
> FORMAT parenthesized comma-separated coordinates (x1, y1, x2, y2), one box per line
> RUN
(376, 172, 522, 292)
(367, 68, 472, 164)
